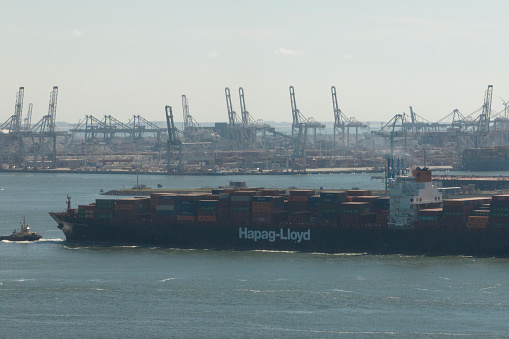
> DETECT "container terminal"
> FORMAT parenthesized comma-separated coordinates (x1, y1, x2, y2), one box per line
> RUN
(2, 85, 509, 177)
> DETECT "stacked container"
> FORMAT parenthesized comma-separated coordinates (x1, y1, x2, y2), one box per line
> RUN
(466, 216, 489, 229)
(260, 189, 281, 196)
(176, 193, 205, 222)
(95, 199, 116, 220)
(346, 190, 372, 198)
(251, 196, 284, 223)
(197, 200, 218, 222)
(416, 208, 443, 230)
(317, 191, 347, 223)
(78, 204, 95, 219)
(442, 198, 491, 229)
(350, 196, 380, 210)
(490, 195, 509, 229)
(288, 211, 311, 223)
(287, 190, 314, 219)
(230, 194, 252, 223)
(340, 202, 370, 226)
(217, 193, 231, 221)
(116, 198, 150, 219)
(152, 194, 177, 217)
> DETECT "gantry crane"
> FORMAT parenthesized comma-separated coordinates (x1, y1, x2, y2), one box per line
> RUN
(28, 86, 58, 168)
(474, 85, 493, 147)
(23, 103, 32, 131)
(331, 86, 368, 148)
(0, 87, 25, 166)
(165, 105, 182, 172)
(181, 95, 219, 142)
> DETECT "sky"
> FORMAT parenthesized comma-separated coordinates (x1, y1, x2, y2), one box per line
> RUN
(1, 0, 509, 128)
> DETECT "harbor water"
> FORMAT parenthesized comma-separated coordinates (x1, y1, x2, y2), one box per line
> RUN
(1, 172, 509, 338)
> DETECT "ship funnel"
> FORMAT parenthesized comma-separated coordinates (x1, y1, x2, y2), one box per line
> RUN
(412, 167, 432, 182)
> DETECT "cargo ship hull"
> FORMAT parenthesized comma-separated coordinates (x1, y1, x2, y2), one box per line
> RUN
(50, 213, 509, 256)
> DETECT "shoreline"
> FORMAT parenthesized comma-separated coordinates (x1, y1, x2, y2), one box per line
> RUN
(0, 167, 384, 176)
(0, 166, 454, 176)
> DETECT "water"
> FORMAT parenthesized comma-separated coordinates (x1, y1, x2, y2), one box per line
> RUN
(1, 172, 509, 338)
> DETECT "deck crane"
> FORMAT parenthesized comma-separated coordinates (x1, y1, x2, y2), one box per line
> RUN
(165, 105, 182, 172)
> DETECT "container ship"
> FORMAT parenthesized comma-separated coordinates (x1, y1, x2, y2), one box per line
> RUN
(50, 168, 509, 256)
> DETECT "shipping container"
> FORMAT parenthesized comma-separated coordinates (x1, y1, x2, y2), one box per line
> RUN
(233, 190, 258, 196)
(346, 190, 372, 197)
(289, 189, 315, 197)
(197, 216, 216, 222)
(231, 195, 252, 202)
(177, 215, 196, 222)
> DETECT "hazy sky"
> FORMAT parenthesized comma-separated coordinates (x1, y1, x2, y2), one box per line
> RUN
(2, 0, 509, 127)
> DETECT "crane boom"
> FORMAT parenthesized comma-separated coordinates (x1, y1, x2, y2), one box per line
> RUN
(48, 86, 58, 133)
(24, 103, 32, 130)
(239, 87, 249, 125)
(14, 87, 24, 132)
(182, 95, 192, 130)
(225, 87, 239, 126)
(290, 86, 299, 127)
(475, 85, 493, 147)
(165, 105, 179, 146)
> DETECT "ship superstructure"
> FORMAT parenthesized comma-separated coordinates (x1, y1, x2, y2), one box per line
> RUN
(388, 168, 442, 229)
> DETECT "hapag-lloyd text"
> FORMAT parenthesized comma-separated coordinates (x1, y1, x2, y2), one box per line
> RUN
(239, 228, 311, 243)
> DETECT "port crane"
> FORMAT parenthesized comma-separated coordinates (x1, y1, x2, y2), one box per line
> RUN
(225, 87, 242, 127)
(474, 85, 493, 147)
(27, 86, 59, 168)
(373, 113, 409, 156)
(238, 87, 252, 126)
(331, 86, 367, 148)
(238, 87, 278, 148)
(0, 87, 24, 134)
(224, 87, 246, 145)
(23, 103, 33, 131)
(289, 86, 325, 170)
(128, 115, 164, 145)
(0, 87, 24, 166)
(165, 105, 182, 172)
(182, 95, 222, 143)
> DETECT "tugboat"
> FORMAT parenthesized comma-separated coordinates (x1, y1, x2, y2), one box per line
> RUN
(0, 217, 42, 241)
